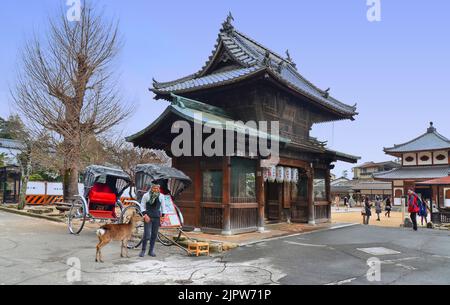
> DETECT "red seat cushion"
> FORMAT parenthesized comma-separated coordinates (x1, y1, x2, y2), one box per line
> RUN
(89, 183, 117, 205)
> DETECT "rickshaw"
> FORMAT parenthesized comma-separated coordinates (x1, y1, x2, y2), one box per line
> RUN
(121, 164, 192, 249)
(68, 165, 132, 235)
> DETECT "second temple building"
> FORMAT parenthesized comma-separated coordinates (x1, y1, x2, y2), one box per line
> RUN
(127, 16, 359, 234)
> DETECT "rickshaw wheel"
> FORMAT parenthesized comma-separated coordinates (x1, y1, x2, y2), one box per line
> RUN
(120, 205, 144, 249)
(68, 198, 87, 235)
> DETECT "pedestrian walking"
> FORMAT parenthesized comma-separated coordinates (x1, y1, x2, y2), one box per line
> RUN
(335, 195, 340, 211)
(375, 196, 382, 221)
(419, 199, 430, 226)
(407, 188, 420, 231)
(349, 195, 356, 208)
(362, 196, 372, 225)
(385, 196, 392, 218)
(343, 196, 349, 211)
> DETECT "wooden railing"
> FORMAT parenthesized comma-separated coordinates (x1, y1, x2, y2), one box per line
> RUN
(201, 207, 223, 229)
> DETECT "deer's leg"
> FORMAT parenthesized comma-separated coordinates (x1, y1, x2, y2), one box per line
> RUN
(124, 240, 130, 258)
(96, 236, 102, 262)
(97, 240, 109, 263)
(120, 241, 125, 258)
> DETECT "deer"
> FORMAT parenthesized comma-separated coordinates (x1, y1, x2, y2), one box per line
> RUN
(95, 210, 141, 263)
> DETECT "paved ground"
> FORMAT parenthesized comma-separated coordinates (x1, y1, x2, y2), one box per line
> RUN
(1, 211, 449, 285)
(332, 209, 404, 228)
(331, 208, 432, 228)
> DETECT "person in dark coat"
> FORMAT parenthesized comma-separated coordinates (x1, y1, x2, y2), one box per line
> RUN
(362, 196, 372, 225)
(375, 196, 382, 221)
(139, 182, 166, 257)
(385, 196, 392, 218)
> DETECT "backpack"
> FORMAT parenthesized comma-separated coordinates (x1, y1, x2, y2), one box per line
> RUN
(418, 198, 427, 217)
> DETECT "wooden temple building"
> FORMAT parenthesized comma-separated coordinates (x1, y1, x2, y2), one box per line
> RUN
(127, 15, 359, 234)
(374, 122, 450, 223)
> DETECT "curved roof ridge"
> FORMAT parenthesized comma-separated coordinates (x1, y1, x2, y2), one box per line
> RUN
(384, 126, 450, 153)
(283, 64, 356, 111)
(233, 29, 288, 64)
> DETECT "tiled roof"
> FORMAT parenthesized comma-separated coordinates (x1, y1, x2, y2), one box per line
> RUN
(127, 94, 290, 145)
(384, 123, 450, 154)
(351, 181, 392, 191)
(418, 176, 450, 185)
(354, 161, 400, 169)
(127, 95, 359, 163)
(331, 179, 391, 192)
(152, 66, 262, 93)
(152, 15, 357, 118)
(373, 165, 450, 180)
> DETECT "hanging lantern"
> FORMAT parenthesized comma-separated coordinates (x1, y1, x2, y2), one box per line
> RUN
(292, 168, 299, 184)
(263, 168, 269, 182)
(284, 167, 292, 183)
(268, 166, 276, 183)
(276, 166, 285, 183)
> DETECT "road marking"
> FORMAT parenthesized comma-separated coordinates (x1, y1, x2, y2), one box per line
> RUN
(357, 247, 401, 256)
(432, 255, 450, 260)
(240, 223, 359, 246)
(329, 223, 359, 230)
(325, 277, 357, 285)
(381, 257, 419, 264)
(395, 263, 417, 271)
(284, 241, 328, 248)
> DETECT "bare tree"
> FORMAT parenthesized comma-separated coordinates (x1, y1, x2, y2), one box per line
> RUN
(12, 4, 133, 202)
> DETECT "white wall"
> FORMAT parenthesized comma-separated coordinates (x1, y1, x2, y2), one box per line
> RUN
(26, 182, 84, 196)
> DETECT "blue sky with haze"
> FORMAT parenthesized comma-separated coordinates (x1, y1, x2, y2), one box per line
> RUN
(1, 0, 449, 177)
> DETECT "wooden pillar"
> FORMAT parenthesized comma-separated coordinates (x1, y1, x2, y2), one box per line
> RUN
(222, 156, 232, 235)
(308, 166, 316, 225)
(256, 160, 265, 232)
(325, 168, 331, 222)
(194, 158, 202, 231)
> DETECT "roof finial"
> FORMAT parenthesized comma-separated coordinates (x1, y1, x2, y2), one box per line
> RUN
(286, 49, 293, 62)
(427, 121, 436, 133)
(221, 12, 234, 33)
(285, 49, 297, 69)
(152, 78, 160, 88)
(323, 88, 330, 98)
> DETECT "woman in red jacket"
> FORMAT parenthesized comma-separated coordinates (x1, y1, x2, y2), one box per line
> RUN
(407, 188, 420, 231)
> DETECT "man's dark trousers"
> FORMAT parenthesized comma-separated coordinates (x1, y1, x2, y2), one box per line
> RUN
(143, 218, 161, 253)
(410, 212, 418, 231)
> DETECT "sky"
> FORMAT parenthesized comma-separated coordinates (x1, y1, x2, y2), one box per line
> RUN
(1, 0, 449, 178)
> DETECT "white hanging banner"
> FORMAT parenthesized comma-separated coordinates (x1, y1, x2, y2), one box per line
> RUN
(292, 168, 299, 184)
(284, 167, 292, 183)
(268, 166, 276, 183)
(276, 166, 284, 183)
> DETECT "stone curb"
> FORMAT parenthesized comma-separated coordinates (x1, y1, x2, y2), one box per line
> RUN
(0, 206, 65, 224)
